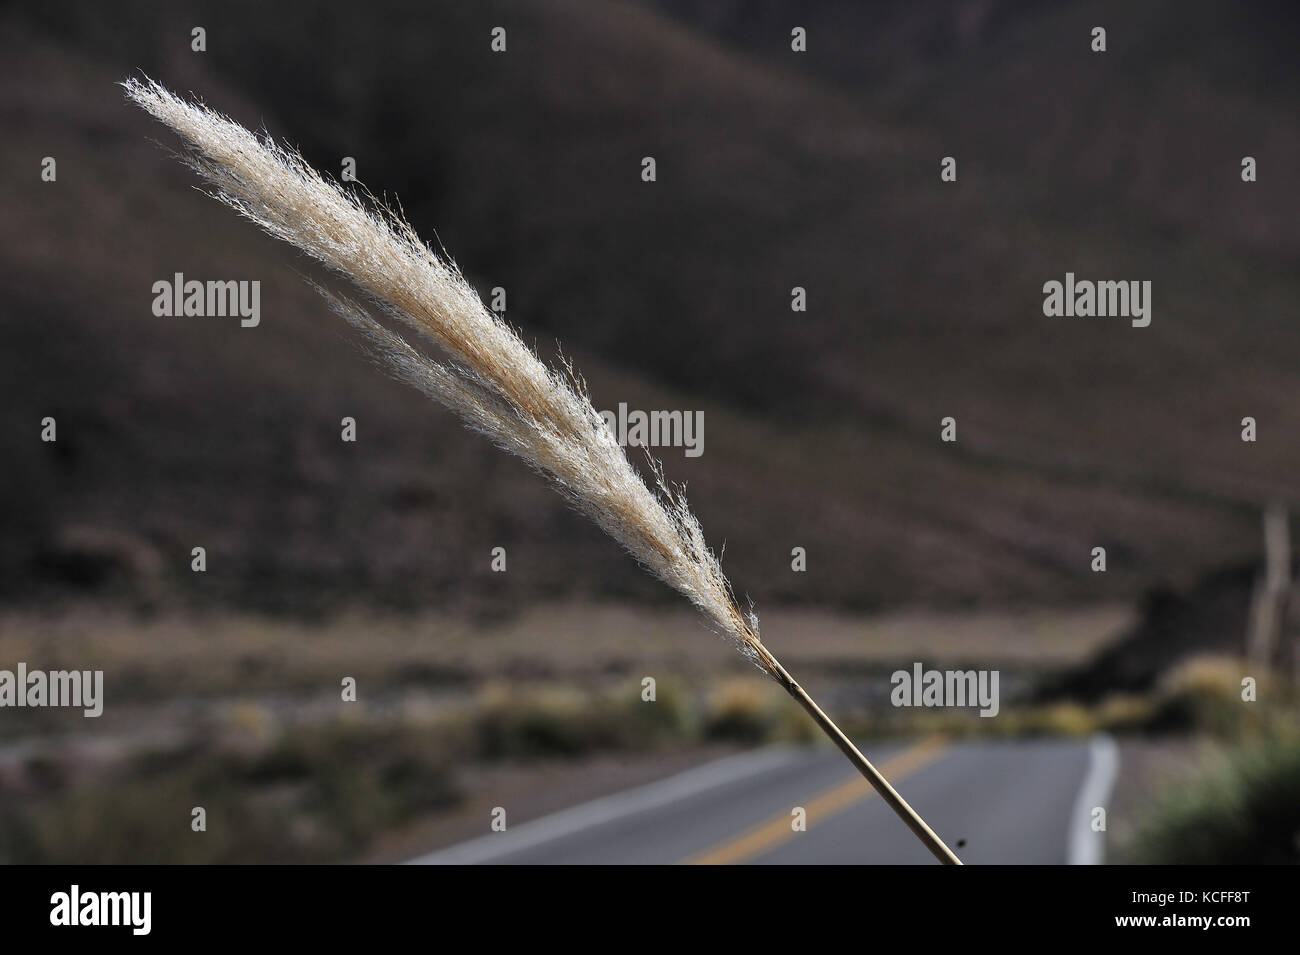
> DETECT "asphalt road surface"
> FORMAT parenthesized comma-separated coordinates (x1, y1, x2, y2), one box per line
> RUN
(409, 735, 1119, 865)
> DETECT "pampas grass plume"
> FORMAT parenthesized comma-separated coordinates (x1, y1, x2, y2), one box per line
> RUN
(123, 77, 961, 865)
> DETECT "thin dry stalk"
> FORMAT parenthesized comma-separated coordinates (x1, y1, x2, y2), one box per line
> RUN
(123, 77, 961, 865)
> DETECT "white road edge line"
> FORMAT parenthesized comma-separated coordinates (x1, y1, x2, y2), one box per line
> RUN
(406, 746, 802, 865)
(1067, 733, 1120, 865)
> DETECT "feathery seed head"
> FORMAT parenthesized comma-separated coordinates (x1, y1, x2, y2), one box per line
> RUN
(123, 77, 769, 673)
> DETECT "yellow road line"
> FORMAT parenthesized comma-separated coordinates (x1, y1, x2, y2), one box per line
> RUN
(682, 735, 950, 865)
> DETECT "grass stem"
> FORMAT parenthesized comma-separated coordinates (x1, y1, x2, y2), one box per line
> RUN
(757, 644, 964, 864)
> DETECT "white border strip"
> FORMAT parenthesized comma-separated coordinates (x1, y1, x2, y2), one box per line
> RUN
(1067, 733, 1120, 865)
(406, 746, 799, 865)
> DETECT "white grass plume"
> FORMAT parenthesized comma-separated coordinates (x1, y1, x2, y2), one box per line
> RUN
(123, 78, 966, 864)
(123, 77, 770, 673)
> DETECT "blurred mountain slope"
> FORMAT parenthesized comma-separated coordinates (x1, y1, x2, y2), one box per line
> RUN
(0, 0, 1296, 614)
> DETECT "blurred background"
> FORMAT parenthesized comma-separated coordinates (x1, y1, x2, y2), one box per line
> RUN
(1, 0, 1298, 863)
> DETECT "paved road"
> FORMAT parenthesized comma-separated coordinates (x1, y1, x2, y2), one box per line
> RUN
(410, 735, 1119, 865)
